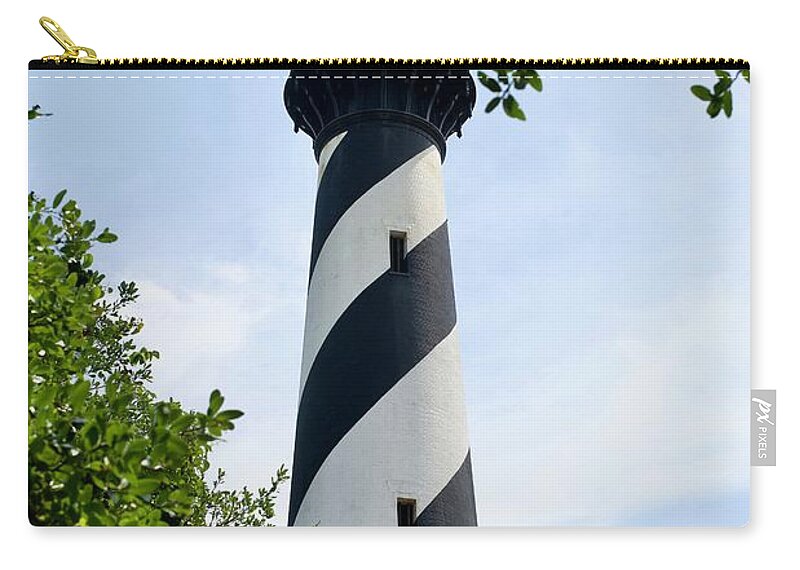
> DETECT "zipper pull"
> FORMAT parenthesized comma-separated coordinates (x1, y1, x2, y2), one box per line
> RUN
(39, 16, 98, 64)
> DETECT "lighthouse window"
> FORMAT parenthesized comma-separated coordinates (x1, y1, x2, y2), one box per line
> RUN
(389, 232, 408, 274)
(397, 498, 416, 526)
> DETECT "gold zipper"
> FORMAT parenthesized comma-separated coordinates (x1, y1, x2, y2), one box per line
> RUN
(39, 17, 98, 65)
(34, 16, 749, 70)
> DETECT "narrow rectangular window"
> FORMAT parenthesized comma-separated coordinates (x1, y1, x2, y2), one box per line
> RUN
(397, 498, 416, 526)
(389, 231, 408, 274)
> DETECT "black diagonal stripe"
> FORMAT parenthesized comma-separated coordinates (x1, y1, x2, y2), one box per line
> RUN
(415, 451, 478, 526)
(289, 222, 457, 526)
(309, 124, 434, 278)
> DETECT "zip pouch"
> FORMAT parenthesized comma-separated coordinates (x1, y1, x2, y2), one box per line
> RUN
(28, 17, 751, 527)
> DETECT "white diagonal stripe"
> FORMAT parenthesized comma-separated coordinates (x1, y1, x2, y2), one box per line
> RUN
(294, 327, 469, 526)
(317, 131, 348, 186)
(298, 144, 445, 397)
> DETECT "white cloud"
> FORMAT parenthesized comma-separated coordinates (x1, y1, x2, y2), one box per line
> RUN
(130, 261, 305, 409)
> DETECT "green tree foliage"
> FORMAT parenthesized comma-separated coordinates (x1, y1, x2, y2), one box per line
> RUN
(478, 69, 542, 121)
(28, 105, 53, 120)
(690, 69, 749, 118)
(477, 68, 750, 121)
(204, 467, 289, 526)
(28, 185, 287, 526)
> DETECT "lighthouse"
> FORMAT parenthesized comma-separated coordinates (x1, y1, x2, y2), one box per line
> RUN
(284, 69, 478, 526)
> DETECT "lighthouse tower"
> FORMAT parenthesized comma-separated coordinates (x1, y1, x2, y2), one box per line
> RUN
(284, 69, 478, 526)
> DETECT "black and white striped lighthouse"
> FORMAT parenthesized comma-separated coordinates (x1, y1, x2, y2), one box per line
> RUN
(284, 69, 478, 526)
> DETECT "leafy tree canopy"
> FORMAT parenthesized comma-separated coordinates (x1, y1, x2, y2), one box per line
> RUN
(28, 185, 287, 526)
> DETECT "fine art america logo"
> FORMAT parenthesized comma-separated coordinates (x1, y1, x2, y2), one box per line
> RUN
(751, 390, 776, 466)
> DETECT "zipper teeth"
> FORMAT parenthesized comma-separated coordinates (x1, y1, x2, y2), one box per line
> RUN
(31, 57, 749, 69)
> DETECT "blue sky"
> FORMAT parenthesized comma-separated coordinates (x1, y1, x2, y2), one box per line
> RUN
(28, 69, 750, 526)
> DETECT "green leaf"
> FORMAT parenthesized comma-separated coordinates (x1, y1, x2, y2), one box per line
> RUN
(168, 489, 191, 505)
(512, 70, 528, 90)
(130, 479, 161, 496)
(714, 78, 732, 95)
(122, 438, 148, 460)
(477, 71, 501, 93)
(690, 85, 713, 101)
(34, 443, 61, 467)
(722, 90, 733, 117)
(502, 95, 526, 121)
(78, 485, 93, 504)
(53, 189, 67, 208)
(715, 69, 730, 79)
(96, 229, 118, 243)
(104, 422, 128, 445)
(82, 422, 101, 448)
(707, 98, 723, 118)
(28, 106, 53, 120)
(208, 389, 224, 416)
(485, 97, 502, 113)
(69, 380, 91, 410)
(165, 434, 189, 460)
(742, 69, 750, 83)
(170, 414, 195, 432)
(217, 409, 244, 422)
(81, 220, 97, 238)
(527, 71, 543, 92)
